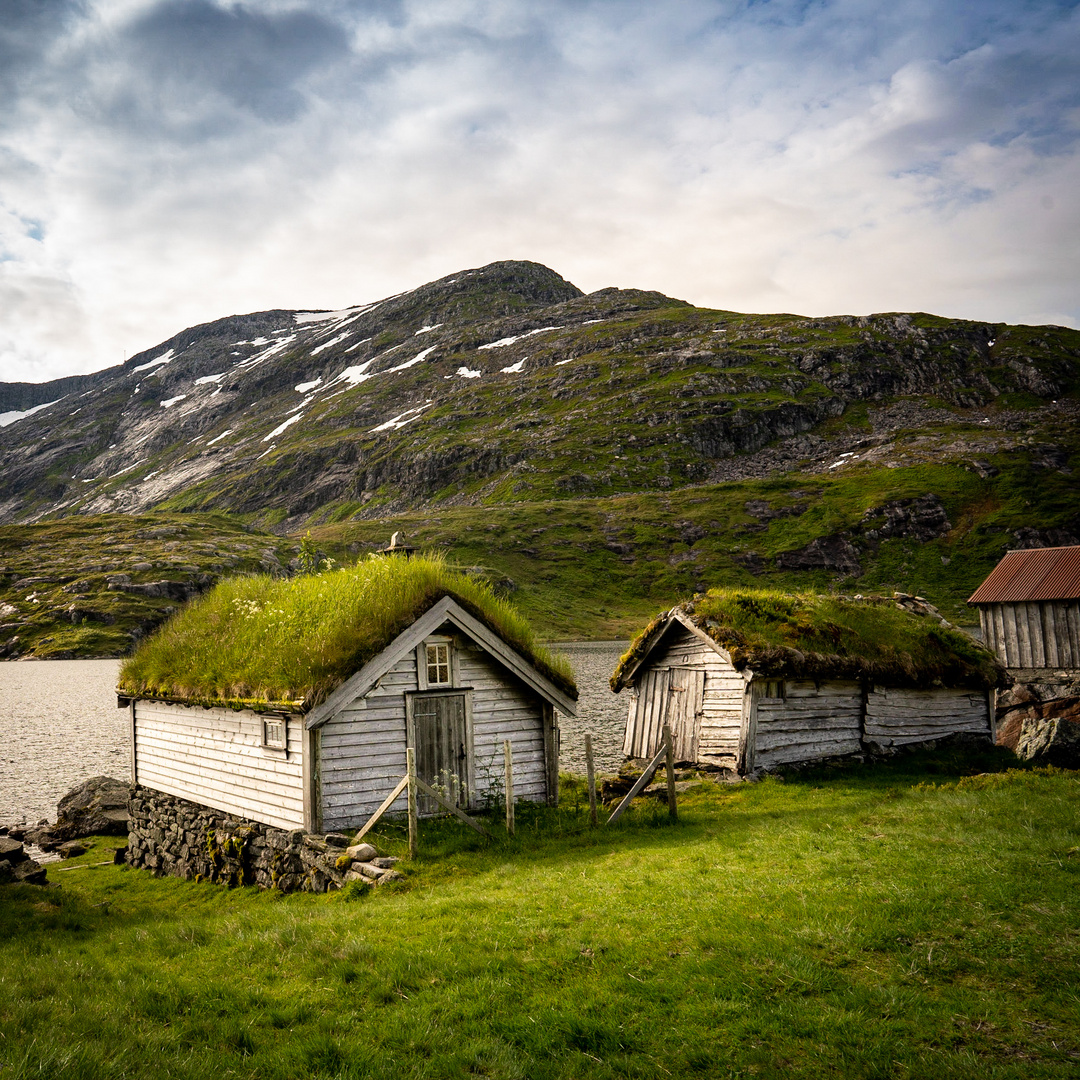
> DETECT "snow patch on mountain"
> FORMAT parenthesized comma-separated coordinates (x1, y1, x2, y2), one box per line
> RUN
(478, 326, 561, 350)
(160, 395, 187, 408)
(131, 349, 174, 374)
(311, 332, 353, 356)
(0, 399, 61, 428)
(295, 378, 322, 393)
(264, 413, 304, 441)
(371, 403, 432, 433)
(388, 346, 436, 373)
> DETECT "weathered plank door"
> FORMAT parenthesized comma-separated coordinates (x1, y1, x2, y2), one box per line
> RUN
(411, 693, 469, 812)
(624, 667, 705, 760)
(666, 669, 705, 761)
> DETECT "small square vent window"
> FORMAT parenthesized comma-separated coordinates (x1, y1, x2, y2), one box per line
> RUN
(262, 717, 287, 750)
(426, 643, 451, 685)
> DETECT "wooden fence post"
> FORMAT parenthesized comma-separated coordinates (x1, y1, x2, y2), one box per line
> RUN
(663, 723, 677, 821)
(407, 746, 418, 860)
(503, 739, 515, 837)
(585, 733, 598, 827)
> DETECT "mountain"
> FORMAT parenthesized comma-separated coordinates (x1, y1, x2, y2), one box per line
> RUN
(1, 259, 1078, 657)
(3, 258, 1077, 529)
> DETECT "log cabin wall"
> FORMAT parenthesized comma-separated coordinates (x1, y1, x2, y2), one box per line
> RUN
(978, 601, 1080, 669)
(132, 701, 306, 831)
(623, 625, 744, 768)
(864, 687, 990, 748)
(751, 680, 863, 769)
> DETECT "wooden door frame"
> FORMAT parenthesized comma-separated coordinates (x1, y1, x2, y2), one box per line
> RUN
(405, 689, 475, 808)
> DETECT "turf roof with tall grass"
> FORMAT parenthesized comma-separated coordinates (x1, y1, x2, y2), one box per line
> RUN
(612, 588, 1006, 691)
(119, 554, 576, 710)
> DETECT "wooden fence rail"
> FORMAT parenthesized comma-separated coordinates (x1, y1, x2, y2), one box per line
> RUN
(606, 724, 678, 825)
(353, 745, 493, 859)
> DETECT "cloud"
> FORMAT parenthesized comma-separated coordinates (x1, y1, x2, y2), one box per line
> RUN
(0, 0, 1078, 383)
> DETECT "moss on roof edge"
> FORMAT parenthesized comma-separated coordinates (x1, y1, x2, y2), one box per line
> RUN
(611, 593, 1007, 693)
(119, 585, 578, 710)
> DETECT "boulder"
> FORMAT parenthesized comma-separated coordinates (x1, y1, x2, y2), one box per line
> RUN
(58, 840, 89, 859)
(10, 858, 47, 885)
(0, 836, 29, 864)
(52, 776, 130, 840)
(1015, 716, 1080, 769)
(345, 842, 377, 862)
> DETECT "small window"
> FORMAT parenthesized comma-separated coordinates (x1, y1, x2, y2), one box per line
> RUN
(426, 643, 452, 686)
(760, 680, 785, 701)
(262, 717, 287, 750)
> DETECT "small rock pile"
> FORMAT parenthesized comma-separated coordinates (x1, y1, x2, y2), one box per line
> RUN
(126, 786, 403, 893)
(997, 677, 1080, 768)
(0, 832, 49, 886)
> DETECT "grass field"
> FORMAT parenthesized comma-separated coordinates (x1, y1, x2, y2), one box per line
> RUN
(2, 750, 1078, 1079)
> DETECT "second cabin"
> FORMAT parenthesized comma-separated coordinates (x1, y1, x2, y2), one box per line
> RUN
(610, 590, 1006, 773)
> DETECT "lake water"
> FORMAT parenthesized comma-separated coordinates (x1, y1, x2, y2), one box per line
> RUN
(0, 644, 629, 826)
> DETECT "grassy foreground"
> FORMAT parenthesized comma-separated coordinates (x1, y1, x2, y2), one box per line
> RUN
(2, 753, 1078, 1079)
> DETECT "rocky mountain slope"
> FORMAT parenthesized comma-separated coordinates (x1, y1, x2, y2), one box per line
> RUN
(2, 260, 1078, 531)
(1, 259, 1078, 656)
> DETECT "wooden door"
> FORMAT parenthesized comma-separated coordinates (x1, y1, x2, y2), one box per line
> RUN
(666, 669, 705, 761)
(411, 693, 469, 812)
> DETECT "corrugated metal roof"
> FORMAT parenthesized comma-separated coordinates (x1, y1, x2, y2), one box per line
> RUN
(968, 545, 1080, 604)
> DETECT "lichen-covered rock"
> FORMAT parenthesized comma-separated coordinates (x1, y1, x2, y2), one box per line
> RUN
(125, 786, 387, 894)
(1016, 716, 1080, 768)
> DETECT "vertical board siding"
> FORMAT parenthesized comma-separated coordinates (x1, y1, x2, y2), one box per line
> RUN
(753, 681, 863, 768)
(865, 687, 989, 746)
(458, 643, 549, 804)
(318, 652, 415, 832)
(978, 601, 1080, 669)
(133, 701, 305, 831)
(624, 626, 744, 768)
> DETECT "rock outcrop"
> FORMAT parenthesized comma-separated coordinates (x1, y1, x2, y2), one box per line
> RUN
(997, 679, 1080, 767)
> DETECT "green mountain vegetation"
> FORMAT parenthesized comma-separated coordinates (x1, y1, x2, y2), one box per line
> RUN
(0, 260, 1077, 656)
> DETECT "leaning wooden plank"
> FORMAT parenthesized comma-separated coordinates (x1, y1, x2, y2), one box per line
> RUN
(354, 774, 411, 841)
(607, 744, 668, 826)
(411, 777, 492, 838)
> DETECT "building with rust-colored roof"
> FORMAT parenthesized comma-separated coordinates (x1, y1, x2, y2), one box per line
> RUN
(968, 546, 1080, 671)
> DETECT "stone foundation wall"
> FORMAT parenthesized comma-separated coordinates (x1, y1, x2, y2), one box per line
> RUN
(126, 786, 361, 893)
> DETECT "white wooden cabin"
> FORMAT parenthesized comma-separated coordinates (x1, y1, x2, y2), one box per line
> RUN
(612, 608, 996, 773)
(122, 596, 576, 832)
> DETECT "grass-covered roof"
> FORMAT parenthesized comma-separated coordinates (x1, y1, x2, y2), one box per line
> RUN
(612, 588, 1006, 692)
(119, 554, 577, 709)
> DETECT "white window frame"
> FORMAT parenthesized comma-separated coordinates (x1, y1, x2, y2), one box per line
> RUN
(261, 714, 288, 756)
(416, 635, 456, 690)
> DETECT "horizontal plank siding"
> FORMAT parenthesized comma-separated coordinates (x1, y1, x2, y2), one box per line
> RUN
(458, 642, 549, 806)
(133, 701, 305, 830)
(865, 688, 989, 747)
(753, 682, 862, 768)
(319, 698, 409, 832)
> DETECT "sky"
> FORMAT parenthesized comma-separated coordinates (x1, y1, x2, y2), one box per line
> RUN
(2, 0, 1079, 384)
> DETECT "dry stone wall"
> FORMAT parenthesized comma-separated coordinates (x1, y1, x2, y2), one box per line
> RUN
(126, 786, 401, 893)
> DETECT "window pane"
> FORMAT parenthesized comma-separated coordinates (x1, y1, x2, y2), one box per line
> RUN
(426, 644, 450, 684)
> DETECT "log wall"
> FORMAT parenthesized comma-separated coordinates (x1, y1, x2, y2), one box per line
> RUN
(864, 687, 990, 747)
(752, 680, 863, 769)
(977, 601, 1080, 670)
(132, 701, 305, 831)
